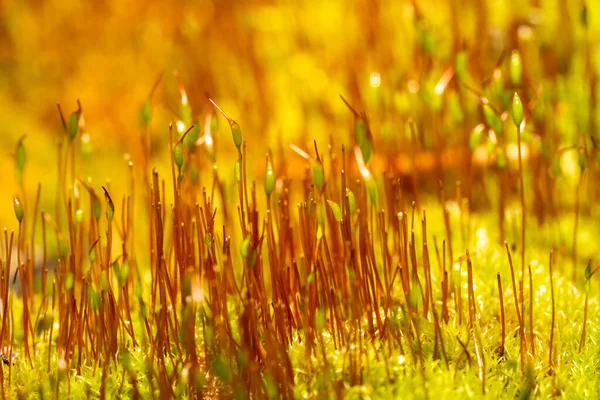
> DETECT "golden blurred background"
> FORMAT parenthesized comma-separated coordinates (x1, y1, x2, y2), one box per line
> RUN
(0, 0, 598, 231)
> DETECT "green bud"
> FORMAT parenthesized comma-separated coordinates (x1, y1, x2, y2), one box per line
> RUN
(173, 144, 184, 168)
(509, 50, 522, 86)
(13, 195, 23, 222)
(512, 92, 524, 128)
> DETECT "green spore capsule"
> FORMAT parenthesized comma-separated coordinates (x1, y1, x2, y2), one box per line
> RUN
(180, 104, 192, 127)
(183, 124, 200, 149)
(354, 119, 367, 147)
(173, 144, 184, 168)
(92, 196, 101, 222)
(312, 161, 324, 191)
(326, 200, 342, 222)
(455, 51, 468, 81)
(469, 124, 485, 152)
(230, 120, 242, 150)
(68, 109, 80, 140)
(265, 159, 275, 197)
(103, 187, 115, 221)
(140, 98, 152, 126)
(13, 195, 23, 222)
(510, 50, 522, 87)
(585, 264, 592, 280)
(482, 103, 503, 134)
(512, 92, 524, 128)
(346, 189, 356, 215)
